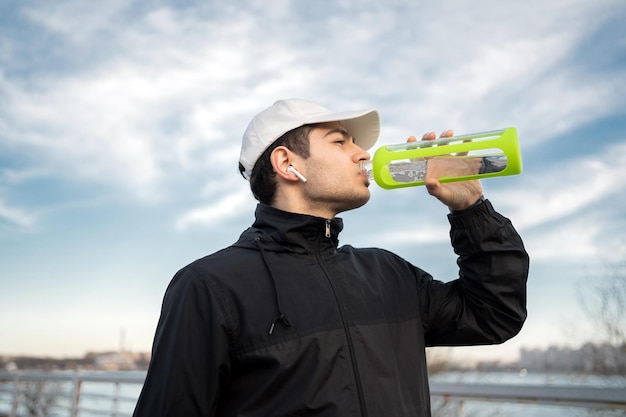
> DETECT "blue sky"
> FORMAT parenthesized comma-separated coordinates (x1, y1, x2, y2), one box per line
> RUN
(1, 0, 625, 362)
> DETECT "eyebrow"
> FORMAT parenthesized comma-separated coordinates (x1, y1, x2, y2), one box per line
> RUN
(323, 127, 353, 141)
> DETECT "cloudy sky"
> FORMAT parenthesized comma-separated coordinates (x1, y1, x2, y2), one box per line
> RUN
(1, 0, 625, 362)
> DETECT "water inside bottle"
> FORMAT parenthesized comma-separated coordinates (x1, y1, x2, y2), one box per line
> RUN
(362, 154, 507, 184)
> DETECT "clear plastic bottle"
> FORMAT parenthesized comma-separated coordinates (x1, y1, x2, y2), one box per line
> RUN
(361, 127, 522, 189)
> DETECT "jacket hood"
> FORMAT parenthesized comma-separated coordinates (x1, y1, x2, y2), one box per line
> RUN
(234, 204, 344, 255)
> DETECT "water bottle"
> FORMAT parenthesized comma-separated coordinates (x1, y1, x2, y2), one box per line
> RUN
(361, 127, 522, 189)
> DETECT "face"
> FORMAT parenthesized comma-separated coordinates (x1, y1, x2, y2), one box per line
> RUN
(297, 122, 371, 216)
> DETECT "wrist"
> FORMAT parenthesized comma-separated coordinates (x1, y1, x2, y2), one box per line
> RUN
(449, 195, 485, 214)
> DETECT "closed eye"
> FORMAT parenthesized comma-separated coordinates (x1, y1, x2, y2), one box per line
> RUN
(324, 127, 353, 145)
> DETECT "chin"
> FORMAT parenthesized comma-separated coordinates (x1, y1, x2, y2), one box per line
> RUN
(336, 194, 370, 214)
(353, 193, 371, 210)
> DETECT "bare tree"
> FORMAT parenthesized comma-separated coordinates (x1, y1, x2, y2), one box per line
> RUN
(579, 246, 626, 374)
(21, 380, 63, 417)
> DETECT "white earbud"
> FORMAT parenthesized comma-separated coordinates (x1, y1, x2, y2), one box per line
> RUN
(287, 166, 307, 182)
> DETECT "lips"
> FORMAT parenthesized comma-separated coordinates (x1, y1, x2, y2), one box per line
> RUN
(360, 171, 370, 187)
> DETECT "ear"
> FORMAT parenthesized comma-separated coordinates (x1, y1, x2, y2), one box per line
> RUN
(270, 146, 300, 182)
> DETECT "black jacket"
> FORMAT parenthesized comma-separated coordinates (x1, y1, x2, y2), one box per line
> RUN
(133, 200, 528, 417)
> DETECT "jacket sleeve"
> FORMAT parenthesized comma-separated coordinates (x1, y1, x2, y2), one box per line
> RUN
(133, 266, 232, 417)
(420, 198, 529, 346)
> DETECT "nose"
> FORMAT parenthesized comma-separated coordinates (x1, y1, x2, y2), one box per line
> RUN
(352, 142, 371, 162)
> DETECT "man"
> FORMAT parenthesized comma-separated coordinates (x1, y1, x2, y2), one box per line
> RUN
(133, 98, 529, 417)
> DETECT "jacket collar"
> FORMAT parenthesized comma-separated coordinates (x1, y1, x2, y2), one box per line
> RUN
(235, 204, 343, 255)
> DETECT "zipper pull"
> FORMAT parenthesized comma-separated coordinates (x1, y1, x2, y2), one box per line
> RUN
(325, 219, 331, 238)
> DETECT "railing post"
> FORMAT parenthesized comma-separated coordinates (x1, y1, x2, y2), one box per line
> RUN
(36, 380, 44, 417)
(70, 370, 82, 417)
(112, 381, 120, 417)
(10, 373, 20, 417)
(456, 399, 464, 417)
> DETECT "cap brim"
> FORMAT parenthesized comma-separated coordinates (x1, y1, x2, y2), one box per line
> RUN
(306, 109, 380, 151)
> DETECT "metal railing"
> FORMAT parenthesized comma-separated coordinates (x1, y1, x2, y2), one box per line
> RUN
(0, 371, 144, 417)
(429, 381, 626, 416)
(1, 371, 625, 417)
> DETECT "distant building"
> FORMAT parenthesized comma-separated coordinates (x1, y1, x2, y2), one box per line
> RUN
(519, 343, 626, 374)
(5, 361, 18, 372)
(93, 352, 137, 371)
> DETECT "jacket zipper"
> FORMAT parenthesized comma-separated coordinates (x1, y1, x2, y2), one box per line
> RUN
(315, 223, 368, 417)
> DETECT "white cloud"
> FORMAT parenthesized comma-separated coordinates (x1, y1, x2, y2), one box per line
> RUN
(486, 142, 626, 263)
(524, 219, 600, 261)
(344, 0, 625, 147)
(2, 0, 624, 203)
(376, 224, 449, 245)
(0, 3, 326, 202)
(22, 1, 130, 44)
(175, 190, 254, 230)
(494, 143, 626, 230)
(0, 200, 35, 227)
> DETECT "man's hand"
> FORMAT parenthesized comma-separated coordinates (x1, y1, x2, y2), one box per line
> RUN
(408, 130, 483, 211)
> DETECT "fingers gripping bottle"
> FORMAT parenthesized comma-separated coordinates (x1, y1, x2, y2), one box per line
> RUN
(361, 127, 523, 189)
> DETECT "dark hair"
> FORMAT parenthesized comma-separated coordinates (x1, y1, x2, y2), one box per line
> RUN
(239, 124, 313, 205)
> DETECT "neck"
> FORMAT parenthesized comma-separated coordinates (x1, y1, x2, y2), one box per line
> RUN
(271, 186, 334, 219)
(271, 200, 335, 220)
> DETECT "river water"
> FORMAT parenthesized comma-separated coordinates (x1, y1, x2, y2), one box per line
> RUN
(429, 370, 626, 417)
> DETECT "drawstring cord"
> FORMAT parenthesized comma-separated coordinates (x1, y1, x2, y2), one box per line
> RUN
(255, 237, 292, 335)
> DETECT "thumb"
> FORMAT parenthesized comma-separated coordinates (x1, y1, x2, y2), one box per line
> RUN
(424, 178, 443, 197)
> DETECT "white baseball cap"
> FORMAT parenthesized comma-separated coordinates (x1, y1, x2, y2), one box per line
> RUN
(239, 98, 381, 180)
